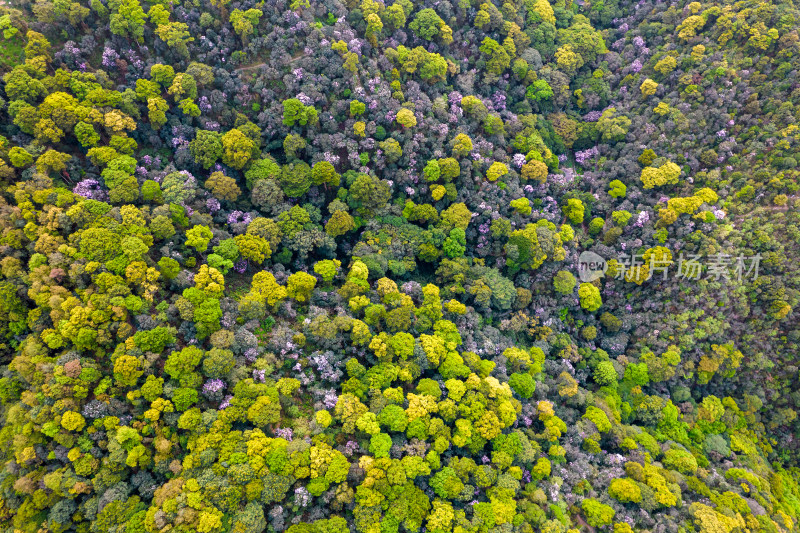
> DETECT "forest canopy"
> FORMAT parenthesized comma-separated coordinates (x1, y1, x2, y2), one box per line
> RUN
(0, 0, 799, 532)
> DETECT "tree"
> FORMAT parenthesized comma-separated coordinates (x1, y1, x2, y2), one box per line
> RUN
(526, 79, 554, 103)
(596, 108, 631, 143)
(396, 108, 417, 128)
(230, 8, 262, 41)
(283, 98, 318, 127)
(148, 4, 170, 25)
(10, 103, 36, 135)
(365, 13, 383, 45)
(443, 228, 466, 258)
(383, 3, 406, 29)
(486, 162, 508, 182)
(608, 179, 627, 198)
(505, 223, 548, 272)
(279, 161, 312, 197)
(109, 0, 146, 40)
(287, 271, 316, 303)
(581, 498, 615, 527)
(578, 283, 602, 312)
(24, 30, 50, 61)
(311, 161, 340, 187)
(167, 73, 197, 101)
(206, 171, 241, 201)
(186, 225, 214, 253)
(75, 122, 100, 147)
(313, 259, 341, 283)
(202, 348, 235, 378)
(9, 147, 33, 167)
(555, 44, 583, 74)
(147, 97, 169, 130)
(380, 138, 403, 162)
(350, 100, 366, 117)
(553, 271, 576, 294)
(479, 38, 511, 76)
(508, 373, 535, 398)
(451, 134, 473, 157)
(562, 198, 585, 224)
(234, 234, 271, 264)
(521, 160, 548, 183)
(325, 211, 355, 237)
(150, 64, 176, 86)
(0, 14, 18, 40)
(409, 8, 451, 44)
(283, 133, 306, 158)
(164, 346, 203, 383)
(36, 150, 71, 174)
(593, 361, 617, 386)
(155, 22, 194, 58)
(162, 171, 197, 204)
(61, 411, 86, 432)
(390, 45, 448, 82)
(221, 129, 255, 169)
(640, 162, 681, 189)
(558, 16, 607, 64)
(114, 354, 143, 386)
(39, 92, 80, 131)
(654, 55, 677, 76)
(348, 174, 391, 211)
(245, 157, 281, 189)
(190, 130, 223, 169)
(640, 78, 658, 96)
(3, 68, 45, 102)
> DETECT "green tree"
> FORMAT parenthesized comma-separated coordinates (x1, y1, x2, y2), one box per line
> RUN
(234, 234, 271, 264)
(8, 147, 33, 168)
(245, 156, 281, 189)
(578, 283, 602, 312)
(562, 198, 585, 224)
(581, 498, 615, 527)
(508, 373, 535, 398)
(409, 8, 451, 43)
(608, 179, 627, 198)
(443, 228, 466, 258)
(479, 37, 511, 76)
(553, 270, 576, 294)
(287, 271, 317, 303)
(593, 361, 617, 386)
(3, 68, 46, 102)
(155, 22, 194, 58)
(147, 97, 169, 130)
(150, 63, 175, 86)
(596, 107, 631, 143)
(325, 211, 355, 237)
(313, 259, 341, 283)
(75, 122, 100, 147)
(190, 130, 224, 169)
(279, 161, 312, 197)
(167, 74, 198, 103)
(526, 79, 554, 102)
(164, 346, 204, 383)
(109, 0, 146, 40)
(186, 225, 214, 253)
(221, 128, 255, 169)
(396, 108, 417, 128)
(350, 100, 366, 116)
(205, 171, 241, 201)
(311, 161, 340, 187)
(230, 8, 262, 41)
(283, 98, 318, 126)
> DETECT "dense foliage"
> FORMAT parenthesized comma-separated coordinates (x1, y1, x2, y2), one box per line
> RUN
(0, 0, 799, 531)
